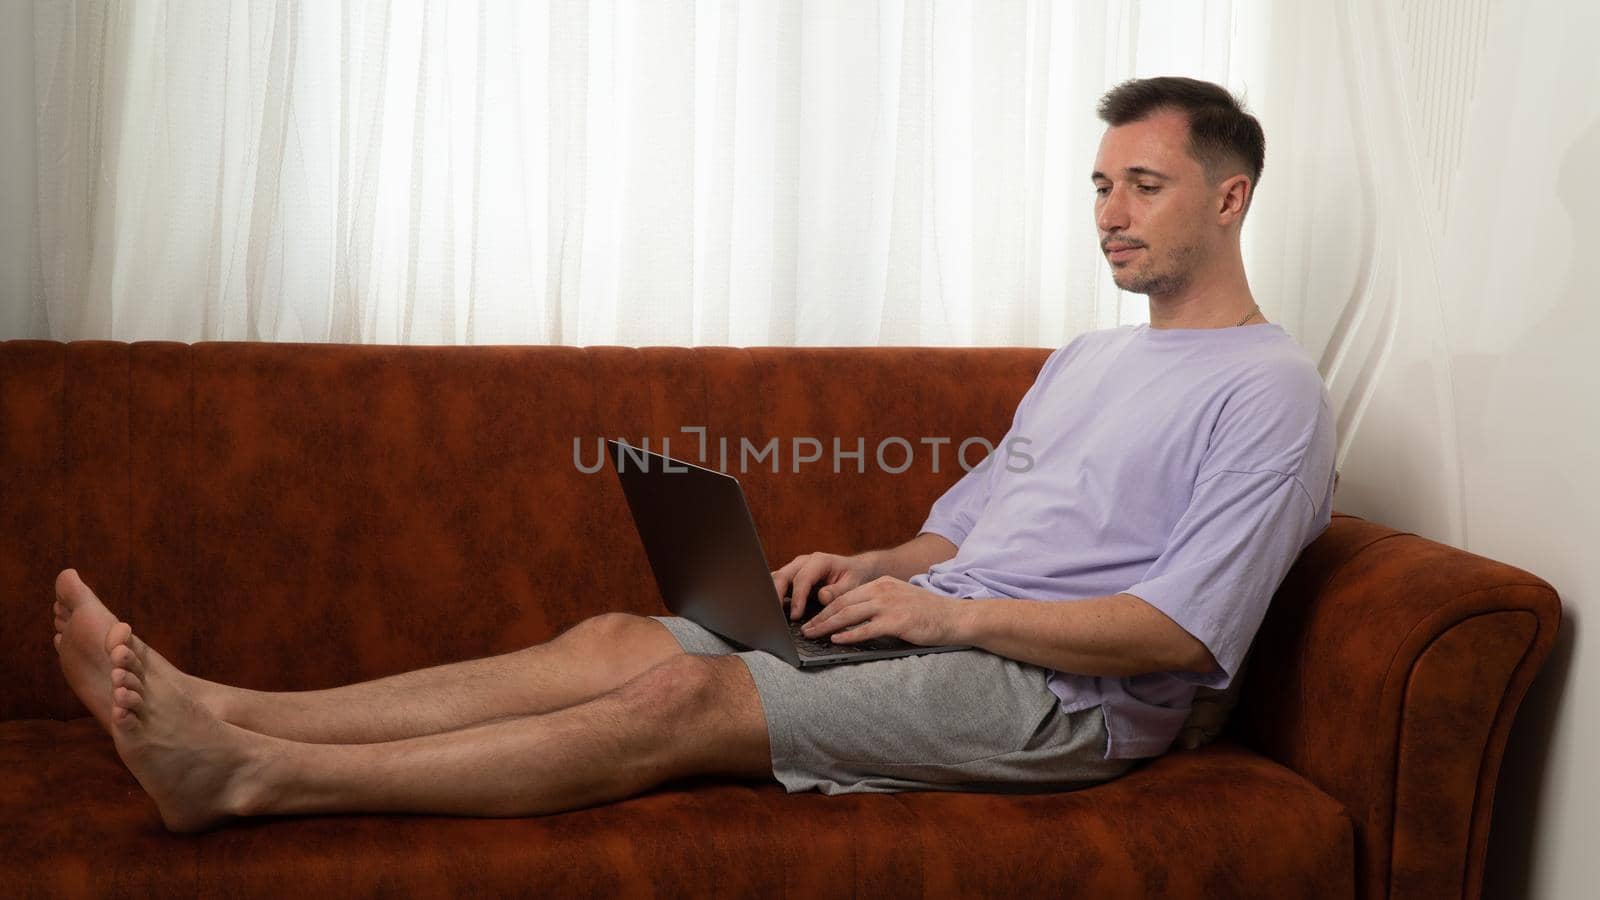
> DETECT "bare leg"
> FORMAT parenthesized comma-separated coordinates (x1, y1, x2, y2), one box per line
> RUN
(53, 568, 686, 744)
(189, 613, 686, 743)
(102, 621, 773, 833)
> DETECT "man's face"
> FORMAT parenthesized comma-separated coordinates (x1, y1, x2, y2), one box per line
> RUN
(1091, 110, 1220, 297)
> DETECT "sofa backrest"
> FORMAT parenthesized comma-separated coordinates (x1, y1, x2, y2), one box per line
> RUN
(1, 340, 1046, 719)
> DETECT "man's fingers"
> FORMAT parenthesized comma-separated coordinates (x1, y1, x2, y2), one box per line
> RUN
(791, 557, 838, 619)
(790, 572, 819, 619)
(831, 621, 873, 643)
(820, 576, 861, 604)
(808, 598, 876, 637)
(820, 578, 869, 614)
(772, 556, 805, 596)
(774, 555, 817, 616)
(776, 553, 867, 621)
(832, 598, 883, 634)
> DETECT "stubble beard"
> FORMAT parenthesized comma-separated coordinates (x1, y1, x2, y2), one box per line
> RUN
(1112, 241, 1203, 297)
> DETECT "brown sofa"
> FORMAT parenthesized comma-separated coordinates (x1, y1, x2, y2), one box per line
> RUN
(0, 339, 1561, 899)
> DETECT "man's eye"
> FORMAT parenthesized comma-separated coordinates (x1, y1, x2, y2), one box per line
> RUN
(1094, 186, 1110, 197)
(1137, 184, 1159, 194)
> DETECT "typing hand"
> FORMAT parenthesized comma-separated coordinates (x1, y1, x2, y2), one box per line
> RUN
(797, 577, 964, 647)
(771, 551, 882, 622)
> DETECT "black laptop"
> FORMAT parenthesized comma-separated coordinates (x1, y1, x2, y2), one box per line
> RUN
(606, 439, 971, 667)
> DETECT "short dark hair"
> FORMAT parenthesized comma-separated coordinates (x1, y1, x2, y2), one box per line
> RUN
(1097, 76, 1265, 203)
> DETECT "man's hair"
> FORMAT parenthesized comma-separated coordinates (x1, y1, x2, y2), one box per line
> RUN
(1097, 76, 1265, 204)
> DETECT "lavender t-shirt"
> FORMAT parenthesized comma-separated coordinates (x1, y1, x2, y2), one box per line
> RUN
(908, 322, 1337, 759)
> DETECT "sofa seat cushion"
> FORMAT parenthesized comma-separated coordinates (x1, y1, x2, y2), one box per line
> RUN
(2, 718, 1353, 898)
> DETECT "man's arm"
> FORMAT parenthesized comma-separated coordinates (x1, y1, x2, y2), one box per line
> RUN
(862, 532, 958, 581)
(804, 580, 1218, 678)
(953, 593, 1217, 679)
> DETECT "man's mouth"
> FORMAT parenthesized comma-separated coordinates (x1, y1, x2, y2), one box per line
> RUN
(1105, 244, 1143, 263)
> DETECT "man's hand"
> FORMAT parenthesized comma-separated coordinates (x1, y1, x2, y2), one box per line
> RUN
(771, 552, 883, 621)
(799, 576, 965, 647)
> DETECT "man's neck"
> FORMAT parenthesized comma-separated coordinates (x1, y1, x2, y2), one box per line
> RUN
(1145, 257, 1261, 329)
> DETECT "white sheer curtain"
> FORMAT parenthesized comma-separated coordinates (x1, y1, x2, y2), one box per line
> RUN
(30, 0, 1268, 346)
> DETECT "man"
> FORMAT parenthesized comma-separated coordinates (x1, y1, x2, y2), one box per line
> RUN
(50, 76, 1336, 833)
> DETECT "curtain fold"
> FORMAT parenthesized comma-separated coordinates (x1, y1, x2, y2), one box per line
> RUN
(29, 0, 1263, 347)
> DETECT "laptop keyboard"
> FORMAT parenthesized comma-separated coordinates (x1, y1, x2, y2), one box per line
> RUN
(788, 617, 911, 656)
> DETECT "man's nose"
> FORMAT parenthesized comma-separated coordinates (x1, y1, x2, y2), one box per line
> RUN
(1096, 186, 1129, 234)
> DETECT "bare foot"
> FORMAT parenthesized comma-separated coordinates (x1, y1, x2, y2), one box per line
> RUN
(53, 569, 134, 733)
(53, 569, 224, 732)
(106, 623, 269, 833)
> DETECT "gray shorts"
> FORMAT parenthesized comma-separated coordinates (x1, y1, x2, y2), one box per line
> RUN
(650, 615, 1138, 795)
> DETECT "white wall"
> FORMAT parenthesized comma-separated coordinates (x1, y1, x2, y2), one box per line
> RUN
(1440, 4, 1596, 896)
(0, 0, 36, 337)
(1266, 1, 1596, 897)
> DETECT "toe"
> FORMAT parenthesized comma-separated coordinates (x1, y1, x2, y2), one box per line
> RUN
(113, 685, 143, 711)
(55, 569, 83, 606)
(110, 644, 140, 672)
(53, 632, 63, 651)
(104, 620, 133, 656)
(112, 668, 146, 694)
(53, 600, 66, 620)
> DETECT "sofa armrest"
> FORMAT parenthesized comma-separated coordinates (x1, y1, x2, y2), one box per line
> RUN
(1231, 514, 1561, 900)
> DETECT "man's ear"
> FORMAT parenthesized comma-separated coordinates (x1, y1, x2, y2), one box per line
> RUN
(1217, 174, 1251, 225)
